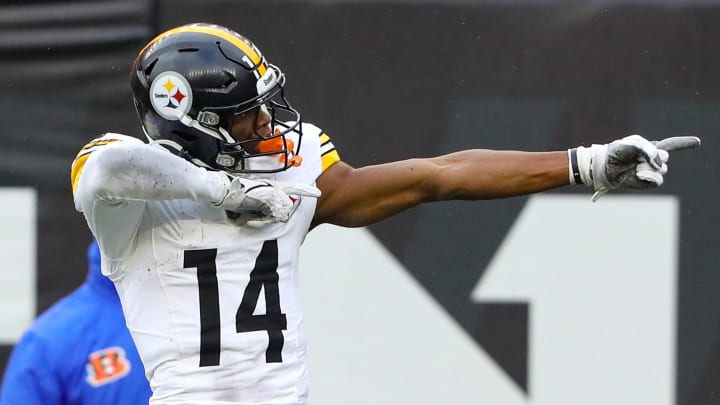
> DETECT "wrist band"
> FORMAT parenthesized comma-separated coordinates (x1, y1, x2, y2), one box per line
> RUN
(569, 148, 582, 185)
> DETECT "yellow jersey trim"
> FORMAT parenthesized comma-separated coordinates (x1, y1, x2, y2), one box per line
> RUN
(321, 150, 341, 172)
(70, 138, 121, 195)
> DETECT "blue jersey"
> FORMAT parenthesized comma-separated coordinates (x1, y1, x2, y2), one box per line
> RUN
(0, 240, 152, 405)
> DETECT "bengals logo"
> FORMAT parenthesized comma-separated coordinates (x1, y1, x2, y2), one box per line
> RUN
(85, 347, 132, 387)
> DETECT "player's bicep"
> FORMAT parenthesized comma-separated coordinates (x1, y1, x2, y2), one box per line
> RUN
(312, 159, 436, 228)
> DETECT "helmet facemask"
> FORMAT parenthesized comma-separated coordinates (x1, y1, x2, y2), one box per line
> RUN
(204, 72, 303, 175)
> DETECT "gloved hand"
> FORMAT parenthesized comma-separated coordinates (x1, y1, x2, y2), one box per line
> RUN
(214, 176, 321, 224)
(569, 134, 701, 201)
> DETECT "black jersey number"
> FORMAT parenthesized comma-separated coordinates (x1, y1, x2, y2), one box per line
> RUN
(184, 240, 287, 367)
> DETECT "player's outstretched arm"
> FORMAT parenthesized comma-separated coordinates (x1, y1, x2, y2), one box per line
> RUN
(312, 134, 700, 228)
(313, 149, 569, 228)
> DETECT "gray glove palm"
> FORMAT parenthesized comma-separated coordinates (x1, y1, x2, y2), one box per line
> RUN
(572, 134, 700, 201)
(214, 176, 321, 224)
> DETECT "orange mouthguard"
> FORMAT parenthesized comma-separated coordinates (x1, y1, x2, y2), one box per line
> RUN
(256, 136, 302, 167)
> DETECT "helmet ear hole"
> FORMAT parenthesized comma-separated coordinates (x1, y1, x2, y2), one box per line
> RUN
(144, 59, 159, 76)
(221, 74, 236, 89)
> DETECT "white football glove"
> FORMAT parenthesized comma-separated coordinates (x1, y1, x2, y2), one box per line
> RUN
(569, 134, 700, 201)
(213, 176, 321, 224)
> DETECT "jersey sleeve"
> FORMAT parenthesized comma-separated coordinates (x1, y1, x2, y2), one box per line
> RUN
(71, 133, 228, 206)
(318, 131, 341, 173)
(295, 123, 341, 175)
(71, 133, 229, 262)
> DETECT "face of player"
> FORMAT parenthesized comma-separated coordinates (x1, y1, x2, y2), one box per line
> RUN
(226, 104, 292, 171)
(229, 106, 272, 145)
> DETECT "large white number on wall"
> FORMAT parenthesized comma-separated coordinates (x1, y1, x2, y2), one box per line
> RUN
(472, 194, 677, 405)
(0, 188, 37, 344)
(301, 194, 677, 405)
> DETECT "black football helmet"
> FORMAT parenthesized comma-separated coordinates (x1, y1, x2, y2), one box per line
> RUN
(130, 23, 302, 174)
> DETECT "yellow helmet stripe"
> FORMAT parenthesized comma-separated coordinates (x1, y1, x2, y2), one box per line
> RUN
(141, 25, 267, 76)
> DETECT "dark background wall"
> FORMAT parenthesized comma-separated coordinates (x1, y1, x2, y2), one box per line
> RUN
(0, 1, 718, 403)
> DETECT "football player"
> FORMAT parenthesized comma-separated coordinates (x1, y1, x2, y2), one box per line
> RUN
(71, 23, 699, 404)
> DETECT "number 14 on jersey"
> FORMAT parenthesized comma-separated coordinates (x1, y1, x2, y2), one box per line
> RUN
(184, 240, 287, 367)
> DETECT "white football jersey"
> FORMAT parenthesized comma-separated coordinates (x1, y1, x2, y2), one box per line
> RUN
(72, 123, 340, 404)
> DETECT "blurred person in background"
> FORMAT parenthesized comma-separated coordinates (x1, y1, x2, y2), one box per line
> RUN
(0, 239, 152, 405)
(71, 23, 700, 404)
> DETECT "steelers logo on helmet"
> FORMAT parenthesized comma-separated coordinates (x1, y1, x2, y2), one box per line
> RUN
(150, 71, 193, 121)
